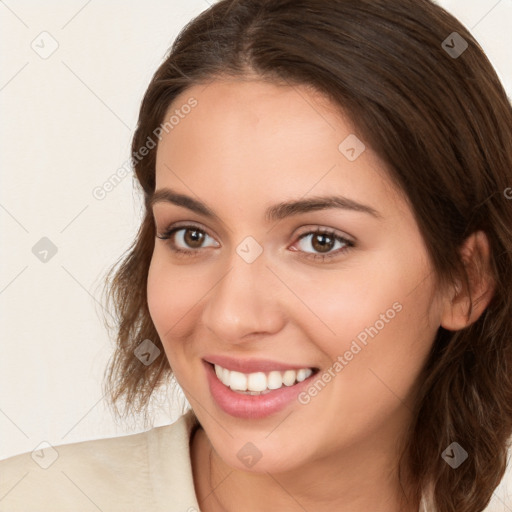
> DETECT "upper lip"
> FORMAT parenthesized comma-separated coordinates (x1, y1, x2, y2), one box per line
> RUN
(204, 355, 317, 374)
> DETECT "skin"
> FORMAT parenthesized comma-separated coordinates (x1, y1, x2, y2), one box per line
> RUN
(146, 78, 494, 512)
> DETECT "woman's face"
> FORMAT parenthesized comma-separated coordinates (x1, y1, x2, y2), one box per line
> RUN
(147, 78, 444, 473)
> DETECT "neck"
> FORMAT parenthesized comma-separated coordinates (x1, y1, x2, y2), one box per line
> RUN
(190, 425, 419, 512)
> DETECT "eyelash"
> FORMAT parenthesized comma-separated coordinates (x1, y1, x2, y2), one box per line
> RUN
(155, 223, 355, 262)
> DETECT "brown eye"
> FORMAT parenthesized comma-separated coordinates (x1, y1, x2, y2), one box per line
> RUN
(182, 228, 206, 248)
(292, 228, 355, 262)
(310, 232, 336, 253)
(156, 225, 219, 255)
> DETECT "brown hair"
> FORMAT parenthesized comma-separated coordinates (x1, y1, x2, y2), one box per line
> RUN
(101, 0, 512, 510)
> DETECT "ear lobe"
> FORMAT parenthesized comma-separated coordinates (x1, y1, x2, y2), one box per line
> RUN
(440, 231, 495, 332)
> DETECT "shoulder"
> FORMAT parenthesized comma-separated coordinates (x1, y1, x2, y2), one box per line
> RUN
(0, 410, 201, 512)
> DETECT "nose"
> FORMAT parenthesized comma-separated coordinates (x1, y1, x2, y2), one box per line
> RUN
(200, 249, 286, 344)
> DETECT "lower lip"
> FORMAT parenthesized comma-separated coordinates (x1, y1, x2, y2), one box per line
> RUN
(204, 361, 317, 420)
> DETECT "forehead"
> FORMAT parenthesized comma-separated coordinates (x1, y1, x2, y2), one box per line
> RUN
(154, 79, 402, 216)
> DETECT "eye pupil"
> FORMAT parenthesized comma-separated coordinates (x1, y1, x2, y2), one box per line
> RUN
(185, 229, 204, 248)
(312, 233, 334, 253)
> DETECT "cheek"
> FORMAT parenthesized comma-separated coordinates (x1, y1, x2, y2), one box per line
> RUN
(335, 290, 436, 444)
(290, 271, 437, 451)
(146, 251, 201, 343)
(274, 259, 409, 351)
(288, 252, 437, 390)
(147, 253, 205, 382)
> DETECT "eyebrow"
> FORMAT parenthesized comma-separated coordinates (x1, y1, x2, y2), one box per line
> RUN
(148, 187, 383, 222)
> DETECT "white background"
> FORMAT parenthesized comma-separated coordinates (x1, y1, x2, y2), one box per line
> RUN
(1, 0, 511, 508)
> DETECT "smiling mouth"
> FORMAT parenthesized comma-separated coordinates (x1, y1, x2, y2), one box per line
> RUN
(210, 362, 319, 395)
(204, 360, 321, 419)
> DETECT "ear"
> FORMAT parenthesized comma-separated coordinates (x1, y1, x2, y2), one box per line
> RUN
(440, 230, 495, 331)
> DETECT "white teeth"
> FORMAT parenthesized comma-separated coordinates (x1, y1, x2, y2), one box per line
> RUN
(229, 371, 247, 391)
(213, 364, 313, 393)
(247, 372, 267, 391)
(296, 368, 308, 382)
(267, 371, 283, 390)
(282, 370, 296, 386)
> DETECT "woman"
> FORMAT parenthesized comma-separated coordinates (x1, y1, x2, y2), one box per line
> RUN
(2, 0, 511, 511)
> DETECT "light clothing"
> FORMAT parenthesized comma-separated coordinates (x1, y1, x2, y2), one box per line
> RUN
(0, 410, 202, 511)
(0, 409, 435, 511)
